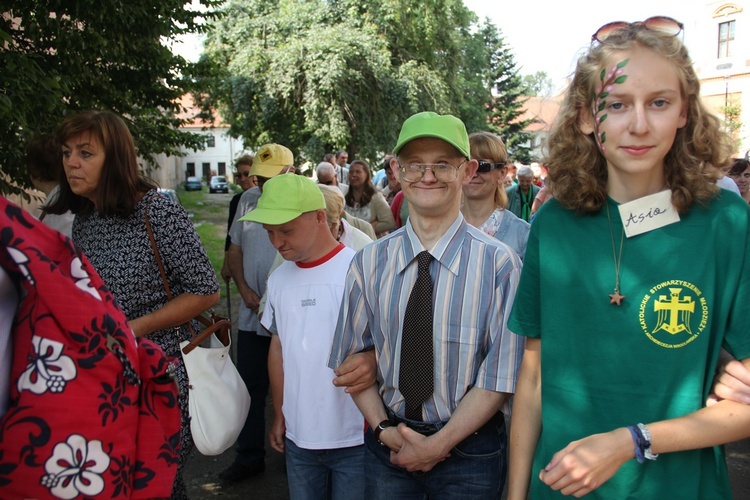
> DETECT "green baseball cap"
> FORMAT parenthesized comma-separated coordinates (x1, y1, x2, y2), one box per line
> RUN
(239, 174, 325, 225)
(393, 112, 470, 159)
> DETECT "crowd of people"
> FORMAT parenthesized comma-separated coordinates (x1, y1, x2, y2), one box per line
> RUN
(3, 14, 750, 500)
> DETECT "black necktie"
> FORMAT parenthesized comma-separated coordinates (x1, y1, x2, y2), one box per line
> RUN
(399, 251, 434, 421)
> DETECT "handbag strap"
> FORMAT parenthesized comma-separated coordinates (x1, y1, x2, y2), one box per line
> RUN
(144, 194, 195, 336)
(145, 195, 173, 301)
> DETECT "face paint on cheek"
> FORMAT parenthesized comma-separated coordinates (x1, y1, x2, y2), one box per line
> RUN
(592, 58, 629, 153)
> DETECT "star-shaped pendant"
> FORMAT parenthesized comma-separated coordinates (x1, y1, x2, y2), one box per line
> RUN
(609, 290, 625, 306)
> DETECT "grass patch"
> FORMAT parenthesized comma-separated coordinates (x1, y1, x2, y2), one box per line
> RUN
(178, 187, 240, 317)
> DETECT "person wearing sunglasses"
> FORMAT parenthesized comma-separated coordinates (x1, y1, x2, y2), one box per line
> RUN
(508, 17, 750, 499)
(462, 131, 530, 259)
(221, 154, 256, 282)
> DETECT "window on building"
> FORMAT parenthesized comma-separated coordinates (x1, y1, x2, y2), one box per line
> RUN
(186, 162, 195, 176)
(206, 135, 216, 148)
(202, 162, 211, 180)
(218, 162, 226, 175)
(718, 20, 735, 58)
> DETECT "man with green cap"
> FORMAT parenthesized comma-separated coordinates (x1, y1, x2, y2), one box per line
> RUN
(328, 111, 524, 497)
(220, 143, 295, 483)
(242, 174, 364, 499)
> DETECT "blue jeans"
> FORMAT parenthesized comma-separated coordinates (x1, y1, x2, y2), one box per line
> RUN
(235, 330, 271, 465)
(285, 438, 365, 500)
(363, 418, 507, 499)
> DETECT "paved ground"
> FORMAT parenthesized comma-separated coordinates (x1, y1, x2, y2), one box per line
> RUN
(185, 191, 750, 499)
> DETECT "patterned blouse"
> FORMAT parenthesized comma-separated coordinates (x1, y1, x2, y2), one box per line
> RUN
(73, 189, 219, 357)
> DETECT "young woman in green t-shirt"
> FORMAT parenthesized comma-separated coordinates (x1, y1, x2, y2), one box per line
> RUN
(508, 17, 750, 499)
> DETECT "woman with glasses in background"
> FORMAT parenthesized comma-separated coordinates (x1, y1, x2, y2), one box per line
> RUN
(461, 132, 530, 259)
(508, 17, 750, 499)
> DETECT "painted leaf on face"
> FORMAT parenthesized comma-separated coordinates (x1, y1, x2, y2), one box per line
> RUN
(601, 132, 606, 143)
(617, 59, 629, 68)
(598, 101, 606, 112)
(599, 92, 609, 99)
(599, 114, 607, 124)
(600, 69, 606, 81)
(614, 76, 628, 84)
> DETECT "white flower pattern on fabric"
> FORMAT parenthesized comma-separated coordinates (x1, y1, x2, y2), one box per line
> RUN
(17, 335, 77, 394)
(70, 257, 101, 300)
(41, 434, 111, 499)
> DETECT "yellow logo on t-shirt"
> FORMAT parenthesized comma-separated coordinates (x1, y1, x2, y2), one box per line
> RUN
(638, 281, 708, 348)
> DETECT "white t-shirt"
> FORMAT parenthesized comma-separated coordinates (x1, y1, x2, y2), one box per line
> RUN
(717, 175, 741, 196)
(0, 266, 18, 419)
(261, 243, 363, 450)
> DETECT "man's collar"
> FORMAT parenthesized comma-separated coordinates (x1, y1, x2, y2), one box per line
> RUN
(398, 214, 466, 277)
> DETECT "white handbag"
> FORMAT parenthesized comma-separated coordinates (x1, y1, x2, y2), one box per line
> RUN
(180, 316, 251, 456)
(145, 202, 250, 457)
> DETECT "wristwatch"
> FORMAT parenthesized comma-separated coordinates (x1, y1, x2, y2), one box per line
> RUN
(373, 419, 391, 445)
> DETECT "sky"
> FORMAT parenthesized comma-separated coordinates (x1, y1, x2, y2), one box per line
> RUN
(464, 0, 696, 93)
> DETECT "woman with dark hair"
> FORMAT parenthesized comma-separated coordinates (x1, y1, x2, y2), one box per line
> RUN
(728, 158, 750, 204)
(47, 110, 220, 499)
(344, 159, 395, 237)
(26, 134, 75, 236)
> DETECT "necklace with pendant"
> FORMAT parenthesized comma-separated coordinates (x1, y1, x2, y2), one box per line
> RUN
(605, 202, 625, 306)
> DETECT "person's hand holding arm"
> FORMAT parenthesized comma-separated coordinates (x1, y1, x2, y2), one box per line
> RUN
(708, 351, 750, 406)
(332, 350, 377, 394)
(389, 387, 507, 473)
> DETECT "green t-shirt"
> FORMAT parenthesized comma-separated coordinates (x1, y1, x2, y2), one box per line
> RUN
(509, 192, 750, 499)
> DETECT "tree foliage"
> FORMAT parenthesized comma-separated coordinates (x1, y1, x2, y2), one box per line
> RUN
(479, 20, 533, 163)
(0, 0, 219, 195)
(200, 0, 530, 162)
(522, 71, 555, 98)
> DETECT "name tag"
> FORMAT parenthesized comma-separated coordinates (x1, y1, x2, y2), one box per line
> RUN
(618, 190, 680, 238)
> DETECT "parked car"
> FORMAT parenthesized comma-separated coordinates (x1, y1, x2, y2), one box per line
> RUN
(209, 175, 229, 193)
(185, 176, 202, 191)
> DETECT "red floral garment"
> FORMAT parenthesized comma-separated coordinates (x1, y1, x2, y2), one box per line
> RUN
(0, 198, 181, 499)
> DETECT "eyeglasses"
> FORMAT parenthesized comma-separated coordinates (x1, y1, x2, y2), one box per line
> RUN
(234, 171, 252, 178)
(398, 161, 467, 183)
(318, 179, 334, 185)
(591, 16, 683, 43)
(476, 161, 505, 173)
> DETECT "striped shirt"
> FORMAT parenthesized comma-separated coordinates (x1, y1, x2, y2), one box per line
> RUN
(328, 214, 524, 423)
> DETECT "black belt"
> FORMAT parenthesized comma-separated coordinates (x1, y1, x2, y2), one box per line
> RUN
(385, 408, 503, 437)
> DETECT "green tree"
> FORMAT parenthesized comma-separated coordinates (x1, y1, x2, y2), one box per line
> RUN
(201, 0, 516, 161)
(722, 99, 743, 154)
(0, 0, 219, 195)
(477, 20, 532, 163)
(522, 71, 555, 98)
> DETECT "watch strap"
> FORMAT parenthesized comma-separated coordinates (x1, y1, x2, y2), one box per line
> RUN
(372, 419, 391, 444)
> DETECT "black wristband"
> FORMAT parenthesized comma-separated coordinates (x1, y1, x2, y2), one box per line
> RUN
(372, 419, 391, 444)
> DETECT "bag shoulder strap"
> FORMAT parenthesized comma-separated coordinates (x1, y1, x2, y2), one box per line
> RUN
(144, 195, 173, 301)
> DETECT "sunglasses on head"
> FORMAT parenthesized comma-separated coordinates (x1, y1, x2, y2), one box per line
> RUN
(476, 160, 505, 173)
(591, 16, 683, 43)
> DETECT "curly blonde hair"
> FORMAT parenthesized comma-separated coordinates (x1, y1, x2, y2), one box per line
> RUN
(468, 132, 509, 209)
(545, 26, 732, 214)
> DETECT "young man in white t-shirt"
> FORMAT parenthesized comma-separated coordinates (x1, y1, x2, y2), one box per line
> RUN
(240, 174, 364, 499)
